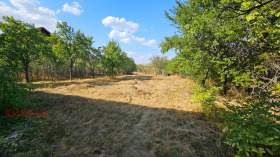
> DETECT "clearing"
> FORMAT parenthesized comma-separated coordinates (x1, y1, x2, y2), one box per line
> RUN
(19, 73, 231, 156)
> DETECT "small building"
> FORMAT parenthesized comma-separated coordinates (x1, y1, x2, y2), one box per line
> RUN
(37, 27, 51, 37)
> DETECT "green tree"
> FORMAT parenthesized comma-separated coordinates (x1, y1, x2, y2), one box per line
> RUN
(161, 0, 279, 93)
(100, 40, 123, 77)
(51, 21, 94, 80)
(120, 55, 136, 74)
(0, 16, 52, 82)
(87, 47, 101, 78)
(161, 0, 280, 156)
(150, 55, 169, 77)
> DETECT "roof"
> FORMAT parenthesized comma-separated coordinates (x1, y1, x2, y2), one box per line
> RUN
(37, 27, 51, 37)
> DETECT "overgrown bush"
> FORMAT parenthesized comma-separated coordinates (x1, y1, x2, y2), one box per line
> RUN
(0, 67, 31, 115)
(193, 86, 221, 118)
(221, 91, 280, 156)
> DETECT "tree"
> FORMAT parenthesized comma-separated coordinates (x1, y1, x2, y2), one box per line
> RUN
(51, 21, 93, 80)
(160, 0, 280, 93)
(161, 0, 280, 155)
(100, 40, 123, 77)
(150, 55, 169, 77)
(0, 16, 52, 82)
(87, 47, 101, 78)
(120, 55, 137, 74)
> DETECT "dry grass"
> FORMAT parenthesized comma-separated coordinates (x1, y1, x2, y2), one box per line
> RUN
(34, 73, 199, 112)
(24, 73, 231, 156)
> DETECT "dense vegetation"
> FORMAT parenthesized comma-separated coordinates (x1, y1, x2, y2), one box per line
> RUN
(0, 16, 136, 82)
(0, 16, 136, 113)
(161, 0, 280, 156)
(161, 0, 279, 94)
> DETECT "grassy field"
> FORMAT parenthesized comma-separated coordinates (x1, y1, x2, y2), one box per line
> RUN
(2, 73, 233, 157)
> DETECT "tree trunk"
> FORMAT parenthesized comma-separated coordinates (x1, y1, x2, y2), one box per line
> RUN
(223, 74, 228, 95)
(70, 62, 73, 80)
(24, 65, 29, 82)
(92, 68, 95, 78)
(155, 67, 157, 77)
(111, 65, 114, 77)
(202, 68, 209, 86)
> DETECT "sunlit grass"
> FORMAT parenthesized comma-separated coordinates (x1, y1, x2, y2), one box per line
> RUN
(2, 73, 232, 156)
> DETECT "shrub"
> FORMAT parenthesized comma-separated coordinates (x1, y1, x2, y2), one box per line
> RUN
(193, 86, 221, 118)
(0, 66, 31, 115)
(221, 91, 280, 156)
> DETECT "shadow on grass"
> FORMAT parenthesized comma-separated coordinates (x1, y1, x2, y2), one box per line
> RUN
(118, 75, 154, 81)
(31, 74, 155, 89)
(32, 81, 113, 89)
(2, 91, 234, 157)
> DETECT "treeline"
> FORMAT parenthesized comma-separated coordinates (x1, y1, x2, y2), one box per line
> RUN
(0, 16, 136, 82)
(160, 0, 280, 156)
(161, 0, 279, 95)
(137, 55, 169, 76)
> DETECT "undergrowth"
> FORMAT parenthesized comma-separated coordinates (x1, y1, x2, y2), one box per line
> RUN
(221, 91, 280, 157)
(194, 83, 280, 157)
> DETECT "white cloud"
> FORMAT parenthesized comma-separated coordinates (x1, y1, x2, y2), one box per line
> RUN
(109, 30, 145, 44)
(109, 30, 156, 46)
(0, 0, 58, 32)
(126, 51, 136, 56)
(126, 51, 136, 55)
(62, 2, 84, 15)
(102, 16, 139, 33)
(143, 39, 156, 46)
(103, 16, 156, 47)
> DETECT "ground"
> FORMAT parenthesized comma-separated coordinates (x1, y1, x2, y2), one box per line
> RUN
(2, 73, 232, 157)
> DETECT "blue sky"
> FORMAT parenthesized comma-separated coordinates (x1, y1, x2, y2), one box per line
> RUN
(0, 0, 178, 64)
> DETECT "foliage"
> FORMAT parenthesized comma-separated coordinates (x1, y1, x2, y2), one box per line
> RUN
(193, 86, 221, 118)
(51, 21, 94, 80)
(149, 55, 169, 76)
(221, 91, 280, 156)
(162, 1, 280, 156)
(120, 56, 137, 74)
(160, 0, 280, 94)
(0, 16, 52, 82)
(100, 40, 123, 76)
(136, 64, 155, 74)
(164, 56, 185, 76)
(136, 64, 143, 72)
(0, 66, 31, 115)
(87, 47, 101, 78)
(101, 40, 136, 76)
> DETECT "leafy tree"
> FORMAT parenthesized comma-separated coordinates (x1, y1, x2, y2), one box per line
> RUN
(150, 55, 169, 77)
(121, 56, 137, 74)
(136, 64, 143, 72)
(51, 21, 94, 80)
(161, 0, 279, 94)
(161, 0, 280, 156)
(0, 16, 52, 82)
(87, 47, 101, 78)
(100, 40, 123, 77)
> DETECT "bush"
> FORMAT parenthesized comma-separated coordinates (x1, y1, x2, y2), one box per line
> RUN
(193, 86, 221, 118)
(221, 91, 280, 156)
(0, 67, 31, 115)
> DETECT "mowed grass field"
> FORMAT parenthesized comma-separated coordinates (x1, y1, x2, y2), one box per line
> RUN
(21, 73, 231, 156)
